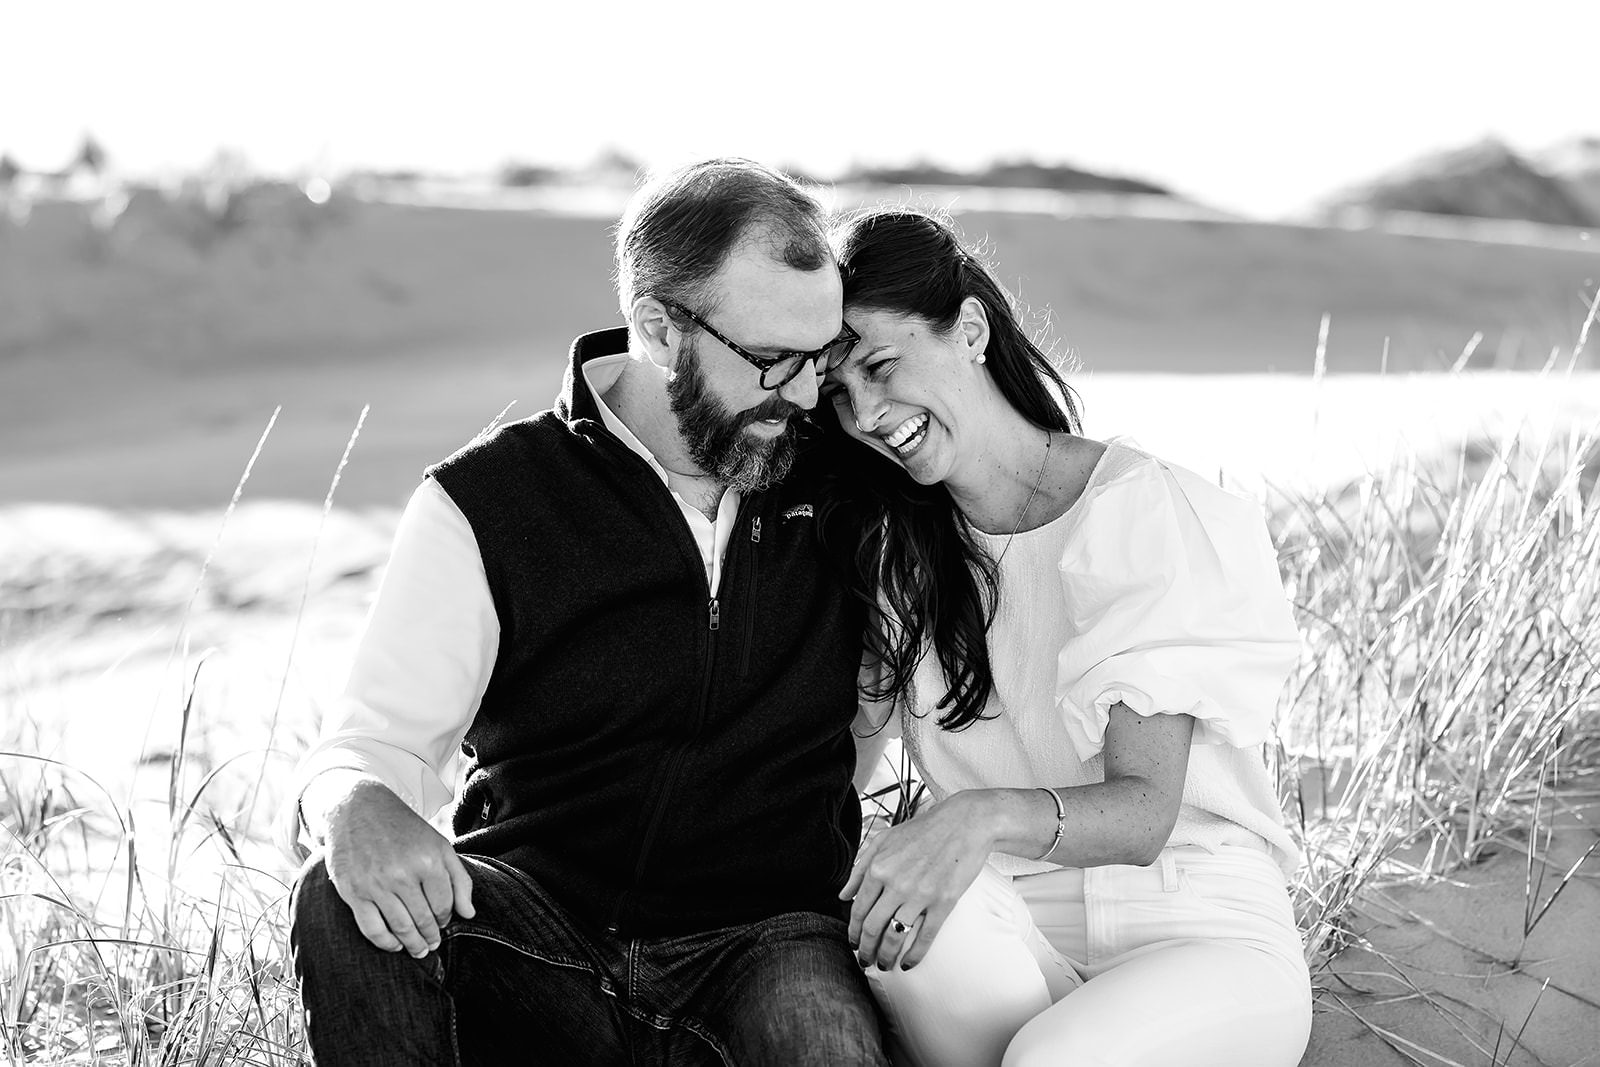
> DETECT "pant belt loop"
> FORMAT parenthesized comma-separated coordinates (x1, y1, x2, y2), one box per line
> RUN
(1160, 850, 1178, 893)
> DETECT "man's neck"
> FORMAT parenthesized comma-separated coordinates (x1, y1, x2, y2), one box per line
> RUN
(604, 358, 726, 519)
(605, 360, 695, 473)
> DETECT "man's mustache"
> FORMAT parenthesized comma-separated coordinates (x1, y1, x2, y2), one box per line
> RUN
(739, 396, 809, 426)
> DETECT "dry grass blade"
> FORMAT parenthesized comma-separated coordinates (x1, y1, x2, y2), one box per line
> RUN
(249, 405, 370, 829)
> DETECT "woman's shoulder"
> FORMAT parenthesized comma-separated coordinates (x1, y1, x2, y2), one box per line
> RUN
(1062, 437, 1278, 575)
(1080, 438, 1264, 521)
(1057, 437, 1166, 525)
(1081, 436, 1157, 487)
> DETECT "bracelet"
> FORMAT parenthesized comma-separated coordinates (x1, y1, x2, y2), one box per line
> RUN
(1036, 786, 1066, 861)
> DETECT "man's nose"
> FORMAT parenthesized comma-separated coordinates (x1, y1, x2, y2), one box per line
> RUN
(778, 361, 821, 410)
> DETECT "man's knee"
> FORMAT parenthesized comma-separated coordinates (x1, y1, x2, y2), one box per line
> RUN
(722, 919, 887, 1065)
(289, 854, 364, 967)
(729, 989, 884, 1067)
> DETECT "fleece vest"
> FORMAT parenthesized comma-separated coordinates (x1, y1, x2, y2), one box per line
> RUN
(427, 327, 866, 936)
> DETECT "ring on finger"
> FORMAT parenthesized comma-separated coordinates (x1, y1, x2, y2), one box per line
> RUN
(890, 916, 910, 935)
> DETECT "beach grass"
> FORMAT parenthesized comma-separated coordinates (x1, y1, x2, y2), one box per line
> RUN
(1278, 418, 1600, 961)
(4, 390, 1599, 1065)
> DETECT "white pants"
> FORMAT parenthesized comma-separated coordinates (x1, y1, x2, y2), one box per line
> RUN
(867, 845, 1312, 1067)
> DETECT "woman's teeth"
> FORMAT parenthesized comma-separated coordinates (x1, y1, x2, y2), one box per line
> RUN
(884, 414, 929, 456)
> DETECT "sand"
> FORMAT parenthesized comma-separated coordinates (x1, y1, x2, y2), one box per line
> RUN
(1303, 796, 1600, 1066)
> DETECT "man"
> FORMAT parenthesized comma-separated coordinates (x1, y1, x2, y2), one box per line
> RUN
(282, 159, 887, 1065)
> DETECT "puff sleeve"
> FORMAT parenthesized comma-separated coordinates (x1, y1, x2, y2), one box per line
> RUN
(1054, 456, 1300, 762)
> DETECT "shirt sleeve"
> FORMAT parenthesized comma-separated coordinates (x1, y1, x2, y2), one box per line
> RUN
(1054, 455, 1301, 763)
(274, 478, 500, 857)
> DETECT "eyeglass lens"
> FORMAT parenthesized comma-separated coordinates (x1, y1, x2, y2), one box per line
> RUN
(759, 338, 856, 390)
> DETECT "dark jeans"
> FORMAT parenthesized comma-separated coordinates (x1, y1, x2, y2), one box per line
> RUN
(290, 854, 888, 1066)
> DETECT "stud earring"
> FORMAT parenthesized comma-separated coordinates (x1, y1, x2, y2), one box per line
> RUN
(975, 351, 987, 365)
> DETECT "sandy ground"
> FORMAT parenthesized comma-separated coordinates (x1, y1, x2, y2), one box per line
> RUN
(1302, 795, 1600, 1067)
(3, 196, 1599, 1063)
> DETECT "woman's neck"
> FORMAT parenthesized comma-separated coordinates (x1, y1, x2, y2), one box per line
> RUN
(944, 409, 1054, 536)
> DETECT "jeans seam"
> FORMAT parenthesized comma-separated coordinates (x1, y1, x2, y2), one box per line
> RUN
(678, 1015, 732, 1065)
(1084, 866, 1103, 967)
(609, 999, 729, 1063)
(448, 994, 462, 1067)
(447, 928, 597, 976)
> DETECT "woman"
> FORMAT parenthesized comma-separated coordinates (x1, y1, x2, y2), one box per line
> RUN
(818, 209, 1312, 1067)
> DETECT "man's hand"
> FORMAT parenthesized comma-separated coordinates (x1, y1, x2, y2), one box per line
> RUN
(317, 776, 476, 957)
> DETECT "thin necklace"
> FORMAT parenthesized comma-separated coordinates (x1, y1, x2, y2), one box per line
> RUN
(995, 431, 1052, 566)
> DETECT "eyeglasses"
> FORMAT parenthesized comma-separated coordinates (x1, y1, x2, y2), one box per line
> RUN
(660, 298, 860, 391)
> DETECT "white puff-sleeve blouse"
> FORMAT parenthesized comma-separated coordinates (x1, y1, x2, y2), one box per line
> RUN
(901, 440, 1304, 877)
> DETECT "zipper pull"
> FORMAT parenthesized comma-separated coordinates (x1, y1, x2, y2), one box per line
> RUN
(708, 597, 721, 631)
(751, 517, 762, 543)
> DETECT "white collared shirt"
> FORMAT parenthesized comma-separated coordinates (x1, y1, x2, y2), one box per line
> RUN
(276, 354, 744, 853)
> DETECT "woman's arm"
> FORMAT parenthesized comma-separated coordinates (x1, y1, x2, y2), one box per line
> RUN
(842, 703, 1193, 971)
(985, 703, 1193, 867)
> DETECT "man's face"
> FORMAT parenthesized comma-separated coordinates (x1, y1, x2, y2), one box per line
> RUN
(667, 238, 843, 492)
(668, 332, 801, 493)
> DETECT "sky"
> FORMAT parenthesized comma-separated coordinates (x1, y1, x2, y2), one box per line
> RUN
(3, 0, 1597, 218)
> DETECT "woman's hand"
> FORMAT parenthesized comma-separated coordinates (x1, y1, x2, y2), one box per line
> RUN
(840, 790, 1001, 971)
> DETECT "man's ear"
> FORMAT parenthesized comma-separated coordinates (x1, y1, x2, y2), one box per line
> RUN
(957, 296, 991, 359)
(631, 297, 675, 371)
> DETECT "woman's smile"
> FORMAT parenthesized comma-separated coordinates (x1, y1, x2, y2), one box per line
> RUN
(884, 413, 930, 457)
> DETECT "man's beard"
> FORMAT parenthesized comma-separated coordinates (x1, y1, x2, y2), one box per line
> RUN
(668, 336, 802, 494)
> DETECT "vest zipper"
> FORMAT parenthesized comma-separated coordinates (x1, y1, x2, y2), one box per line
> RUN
(609, 497, 748, 933)
(613, 594, 719, 931)
(740, 516, 760, 676)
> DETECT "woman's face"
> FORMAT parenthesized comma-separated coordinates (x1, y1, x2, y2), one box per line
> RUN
(824, 304, 990, 487)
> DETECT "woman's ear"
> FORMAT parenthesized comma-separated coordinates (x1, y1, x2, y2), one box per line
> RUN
(631, 297, 675, 372)
(958, 296, 991, 362)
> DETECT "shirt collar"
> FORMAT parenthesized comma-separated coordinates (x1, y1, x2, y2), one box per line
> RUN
(581, 353, 670, 485)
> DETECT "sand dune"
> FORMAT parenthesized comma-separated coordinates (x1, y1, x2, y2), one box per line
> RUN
(3, 193, 1597, 508)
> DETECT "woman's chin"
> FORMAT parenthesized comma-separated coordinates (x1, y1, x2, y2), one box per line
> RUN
(889, 444, 945, 486)
(851, 431, 944, 485)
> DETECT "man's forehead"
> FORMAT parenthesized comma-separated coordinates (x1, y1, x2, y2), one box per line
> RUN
(707, 252, 843, 348)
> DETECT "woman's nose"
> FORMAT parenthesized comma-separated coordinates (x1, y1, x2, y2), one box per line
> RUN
(853, 395, 888, 434)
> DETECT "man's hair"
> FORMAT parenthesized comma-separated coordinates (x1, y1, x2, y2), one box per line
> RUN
(614, 158, 830, 321)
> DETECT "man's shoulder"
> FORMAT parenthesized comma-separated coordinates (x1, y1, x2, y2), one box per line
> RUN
(427, 410, 573, 480)
(786, 425, 851, 484)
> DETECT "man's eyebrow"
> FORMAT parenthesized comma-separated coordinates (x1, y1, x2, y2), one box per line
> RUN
(750, 334, 847, 357)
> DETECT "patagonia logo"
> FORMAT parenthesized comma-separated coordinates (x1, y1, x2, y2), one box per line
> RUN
(782, 504, 814, 521)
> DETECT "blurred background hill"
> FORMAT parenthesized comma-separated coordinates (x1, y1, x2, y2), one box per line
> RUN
(2, 134, 1598, 507)
(1321, 136, 1600, 228)
(5, 0, 1600, 511)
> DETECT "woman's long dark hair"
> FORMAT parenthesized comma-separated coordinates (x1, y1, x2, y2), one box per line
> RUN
(818, 209, 1082, 731)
